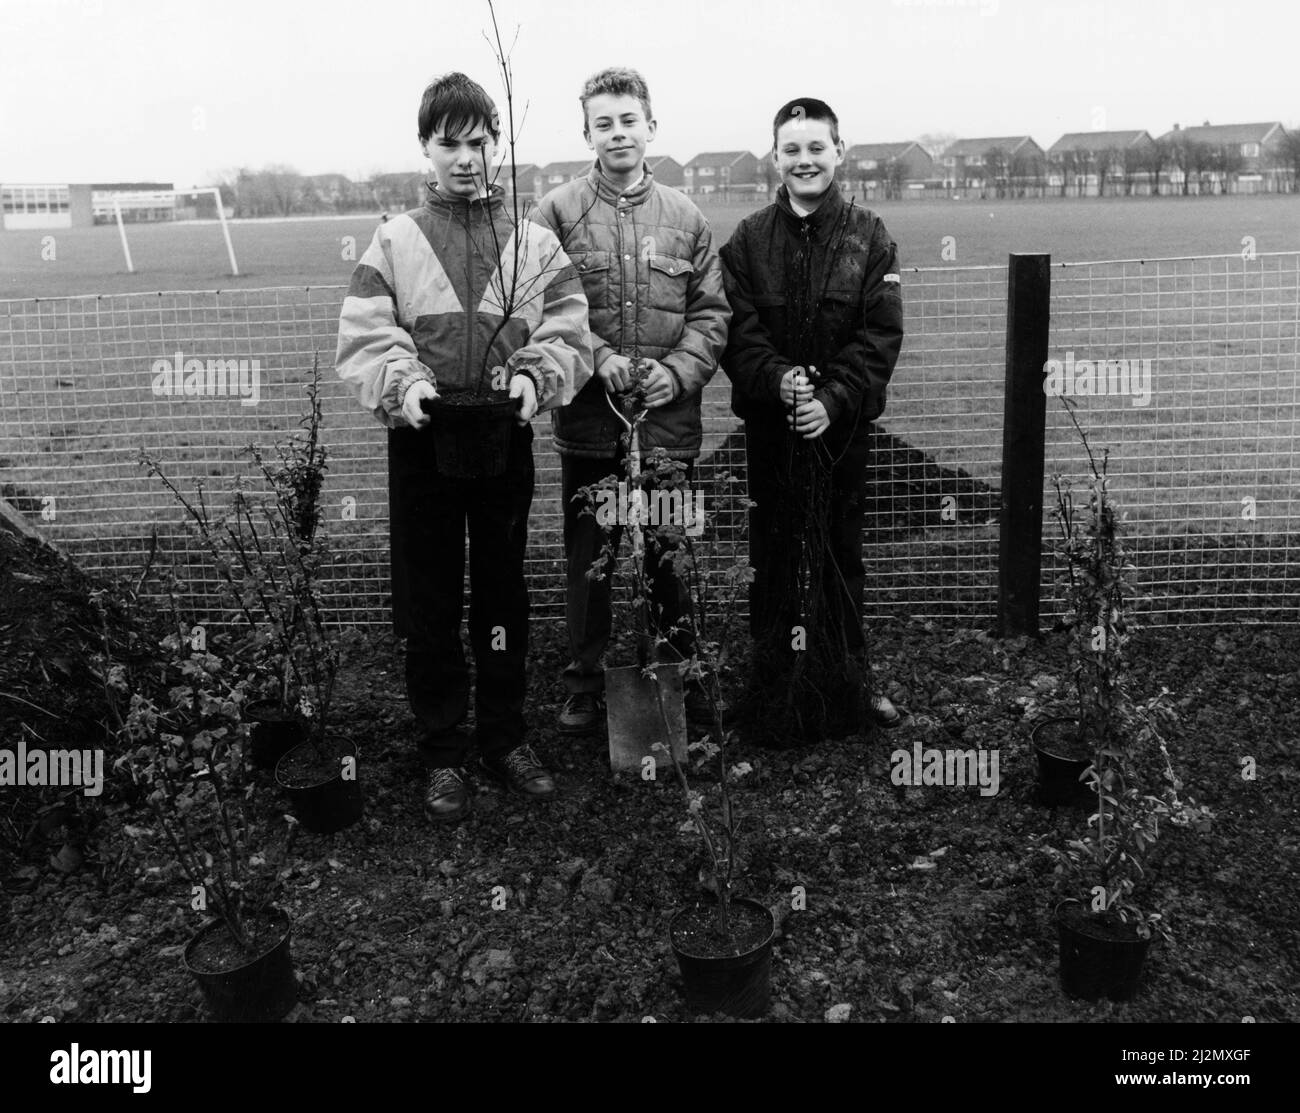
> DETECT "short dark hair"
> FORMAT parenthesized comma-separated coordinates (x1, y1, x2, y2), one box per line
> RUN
(580, 67, 653, 131)
(417, 72, 500, 144)
(772, 97, 840, 145)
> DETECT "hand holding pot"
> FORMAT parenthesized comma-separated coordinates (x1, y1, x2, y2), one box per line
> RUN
(509, 374, 537, 425)
(403, 379, 438, 429)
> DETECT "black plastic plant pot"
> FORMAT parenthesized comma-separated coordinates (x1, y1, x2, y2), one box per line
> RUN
(182, 907, 296, 1022)
(1055, 899, 1152, 1003)
(1031, 717, 1094, 808)
(669, 898, 775, 1019)
(275, 737, 363, 834)
(244, 700, 307, 771)
(422, 395, 518, 479)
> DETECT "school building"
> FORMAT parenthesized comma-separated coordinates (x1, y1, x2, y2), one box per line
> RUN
(0, 182, 175, 231)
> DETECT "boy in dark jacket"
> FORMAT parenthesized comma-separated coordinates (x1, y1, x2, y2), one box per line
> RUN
(720, 96, 904, 741)
(533, 67, 731, 735)
(336, 73, 592, 824)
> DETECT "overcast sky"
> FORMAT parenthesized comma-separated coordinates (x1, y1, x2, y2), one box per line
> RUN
(1, 0, 1295, 187)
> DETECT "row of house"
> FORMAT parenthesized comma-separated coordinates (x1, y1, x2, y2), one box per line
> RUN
(522, 122, 1295, 202)
(211, 120, 1300, 214)
(5, 122, 1290, 230)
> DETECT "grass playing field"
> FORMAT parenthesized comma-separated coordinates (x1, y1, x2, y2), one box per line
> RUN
(1, 194, 1298, 298)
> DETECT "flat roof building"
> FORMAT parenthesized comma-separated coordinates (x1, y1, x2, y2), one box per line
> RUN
(1, 182, 174, 230)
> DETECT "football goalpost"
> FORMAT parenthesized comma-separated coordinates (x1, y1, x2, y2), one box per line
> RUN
(112, 187, 239, 276)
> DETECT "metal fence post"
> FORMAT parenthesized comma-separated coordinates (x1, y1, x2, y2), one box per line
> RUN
(997, 252, 1050, 637)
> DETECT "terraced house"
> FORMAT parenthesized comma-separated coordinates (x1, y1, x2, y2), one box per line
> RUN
(682, 151, 761, 196)
(844, 141, 937, 199)
(534, 160, 595, 200)
(495, 162, 539, 205)
(1155, 122, 1292, 195)
(1047, 131, 1156, 197)
(645, 155, 685, 189)
(939, 136, 1048, 197)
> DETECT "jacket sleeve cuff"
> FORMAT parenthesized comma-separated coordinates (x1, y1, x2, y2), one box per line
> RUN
(512, 363, 541, 400)
(663, 361, 687, 400)
(767, 365, 792, 405)
(593, 343, 617, 372)
(813, 386, 843, 428)
(384, 362, 436, 421)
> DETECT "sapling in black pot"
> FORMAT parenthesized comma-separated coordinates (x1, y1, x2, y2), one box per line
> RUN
(141, 357, 359, 832)
(92, 578, 299, 1022)
(1042, 399, 1212, 1001)
(249, 371, 357, 834)
(641, 464, 773, 1019)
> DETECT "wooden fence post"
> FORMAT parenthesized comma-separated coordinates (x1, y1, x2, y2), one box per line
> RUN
(997, 253, 1051, 637)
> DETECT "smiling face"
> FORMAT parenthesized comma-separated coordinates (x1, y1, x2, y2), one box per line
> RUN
(583, 92, 656, 184)
(422, 120, 497, 198)
(774, 117, 845, 208)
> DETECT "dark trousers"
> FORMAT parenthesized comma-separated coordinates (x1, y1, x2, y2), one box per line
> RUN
(560, 452, 696, 694)
(744, 422, 870, 659)
(387, 422, 534, 766)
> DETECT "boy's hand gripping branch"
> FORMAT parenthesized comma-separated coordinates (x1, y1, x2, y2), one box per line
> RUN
(785, 366, 830, 439)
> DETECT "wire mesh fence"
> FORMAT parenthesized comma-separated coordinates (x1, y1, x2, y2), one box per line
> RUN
(1044, 251, 1300, 626)
(1, 252, 1296, 630)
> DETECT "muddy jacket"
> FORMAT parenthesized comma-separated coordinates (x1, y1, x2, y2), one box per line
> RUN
(720, 184, 903, 450)
(336, 182, 593, 428)
(532, 164, 730, 459)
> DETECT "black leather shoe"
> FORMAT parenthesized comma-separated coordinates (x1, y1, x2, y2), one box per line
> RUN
(423, 767, 471, 824)
(557, 692, 604, 735)
(479, 745, 557, 800)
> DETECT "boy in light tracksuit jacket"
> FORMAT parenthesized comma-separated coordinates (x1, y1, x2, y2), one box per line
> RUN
(336, 72, 593, 825)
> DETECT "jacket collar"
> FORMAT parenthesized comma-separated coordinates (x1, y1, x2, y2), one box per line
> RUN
(774, 181, 846, 233)
(424, 180, 506, 218)
(587, 161, 655, 207)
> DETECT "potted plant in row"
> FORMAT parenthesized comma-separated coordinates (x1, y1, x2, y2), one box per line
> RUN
(640, 454, 775, 1018)
(92, 577, 299, 1021)
(1040, 399, 1212, 1001)
(141, 356, 360, 833)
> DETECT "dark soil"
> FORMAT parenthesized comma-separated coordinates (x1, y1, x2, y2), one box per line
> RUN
(276, 736, 354, 790)
(1032, 717, 1092, 761)
(1, 529, 1298, 1023)
(438, 394, 514, 408)
(671, 900, 773, 960)
(186, 910, 290, 975)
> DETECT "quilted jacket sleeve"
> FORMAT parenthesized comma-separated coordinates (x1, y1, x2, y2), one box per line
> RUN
(659, 216, 731, 397)
(719, 218, 794, 408)
(813, 218, 904, 430)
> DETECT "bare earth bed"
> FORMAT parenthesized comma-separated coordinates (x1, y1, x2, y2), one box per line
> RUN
(1, 529, 1296, 1023)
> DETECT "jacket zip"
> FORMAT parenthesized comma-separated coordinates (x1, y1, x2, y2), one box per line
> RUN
(465, 210, 475, 393)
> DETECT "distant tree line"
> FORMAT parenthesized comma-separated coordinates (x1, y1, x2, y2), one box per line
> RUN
(207, 166, 426, 218)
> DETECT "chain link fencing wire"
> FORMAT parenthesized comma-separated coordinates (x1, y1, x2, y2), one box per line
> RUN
(1044, 251, 1300, 627)
(2, 253, 1296, 631)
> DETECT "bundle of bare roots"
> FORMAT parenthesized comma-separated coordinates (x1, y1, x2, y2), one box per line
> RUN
(740, 203, 873, 746)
